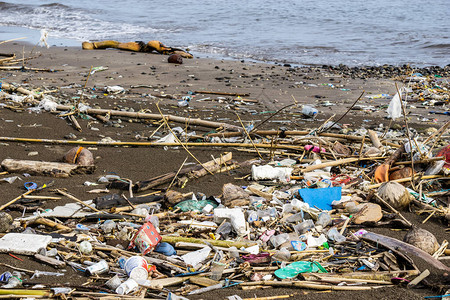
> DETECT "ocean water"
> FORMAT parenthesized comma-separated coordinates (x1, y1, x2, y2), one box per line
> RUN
(0, 0, 448, 67)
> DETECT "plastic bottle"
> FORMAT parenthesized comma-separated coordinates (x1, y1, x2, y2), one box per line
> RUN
(425, 160, 445, 175)
(294, 219, 314, 235)
(302, 105, 318, 118)
(86, 260, 109, 275)
(270, 233, 289, 248)
(273, 247, 291, 261)
(2, 272, 22, 288)
(101, 220, 116, 234)
(285, 212, 303, 223)
(209, 261, 226, 281)
(228, 246, 240, 258)
(215, 221, 232, 239)
(315, 212, 332, 232)
(247, 211, 258, 223)
(327, 227, 346, 243)
(116, 278, 138, 295)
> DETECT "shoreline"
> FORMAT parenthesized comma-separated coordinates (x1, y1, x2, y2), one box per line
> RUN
(1, 40, 449, 128)
(1, 25, 449, 69)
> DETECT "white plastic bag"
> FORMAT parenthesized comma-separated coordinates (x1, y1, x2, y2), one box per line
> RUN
(387, 88, 403, 120)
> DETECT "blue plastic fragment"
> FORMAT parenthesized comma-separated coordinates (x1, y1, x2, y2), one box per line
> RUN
(298, 186, 342, 211)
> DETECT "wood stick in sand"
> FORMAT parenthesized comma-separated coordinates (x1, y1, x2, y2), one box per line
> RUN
(194, 90, 249, 97)
(0, 189, 34, 212)
(374, 193, 412, 227)
(56, 189, 100, 212)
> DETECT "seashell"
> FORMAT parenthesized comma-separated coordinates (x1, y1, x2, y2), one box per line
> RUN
(403, 226, 439, 255)
(377, 181, 411, 210)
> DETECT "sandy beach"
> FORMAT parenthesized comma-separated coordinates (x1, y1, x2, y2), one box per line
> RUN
(0, 42, 449, 299)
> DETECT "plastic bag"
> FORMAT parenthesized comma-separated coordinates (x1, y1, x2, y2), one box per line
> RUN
(274, 261, 327, 279)
(387, 88, 404, 120)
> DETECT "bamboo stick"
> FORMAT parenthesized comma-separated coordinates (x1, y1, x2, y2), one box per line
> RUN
(194, 90, 249, 97)
(374, 193, 412, 227)
(298, 157, 384, 173)
(1, 82, 43, 99)
(207, 131, 400, 147)
(161, 235, 257, 249)
(0, 189, 34, 212)
(0, 136, 303, 151)
(0, 289, 51, 296)
(368, 175, 449, 189)
(155, 102, 213, 175)
(55, 104, 241, 131)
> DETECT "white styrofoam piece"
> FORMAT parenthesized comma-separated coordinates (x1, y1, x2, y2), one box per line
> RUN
(0, 233, 52, 255)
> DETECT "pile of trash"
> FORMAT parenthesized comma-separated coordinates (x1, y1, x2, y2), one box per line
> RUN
(0, 72, 449, 299)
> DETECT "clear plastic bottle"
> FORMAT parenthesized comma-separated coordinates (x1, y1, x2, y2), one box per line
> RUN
(247, 211, 258, 223)
(285, 212, 303, 223)
(327, 227, 346, 243)
(101, 220, 116, 234)
(302, 105, 318, 118)
(315, 212, 332, 231)
(270, 233, 289, 248)
(294, 219, 314, 235)
(215, 221, 232, 239)
(273, 247, 291, 261)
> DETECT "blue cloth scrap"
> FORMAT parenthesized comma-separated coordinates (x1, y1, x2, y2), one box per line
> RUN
(298, 187, 342, 210)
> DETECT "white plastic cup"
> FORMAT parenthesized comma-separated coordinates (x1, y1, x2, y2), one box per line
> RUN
(105, 274, 122, 290)
(209, 261, 226, 281)
(124, 256, 149, 281)
(116, 278, 138, 295)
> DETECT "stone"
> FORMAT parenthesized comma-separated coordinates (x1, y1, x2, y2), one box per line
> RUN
(353, 203, 383, 224)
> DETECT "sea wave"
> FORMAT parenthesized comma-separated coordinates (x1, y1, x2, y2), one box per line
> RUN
(0, 1, 166, 42)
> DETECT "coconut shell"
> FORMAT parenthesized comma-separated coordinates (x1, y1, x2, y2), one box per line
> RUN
(63, 147, 94, 166)
(403, 226, 439, 255)
(389, 167, 413, 181)
(377, 181, 411, 210)
(168, 54, 183, 64)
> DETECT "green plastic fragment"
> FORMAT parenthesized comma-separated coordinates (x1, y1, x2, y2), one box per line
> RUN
(274, 261, 327, 279)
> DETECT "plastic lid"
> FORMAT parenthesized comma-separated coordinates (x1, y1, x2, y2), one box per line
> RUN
(129, 267, 148, 281)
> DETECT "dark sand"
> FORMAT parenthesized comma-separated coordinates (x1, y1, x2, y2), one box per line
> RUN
(0, 42, 448, 299)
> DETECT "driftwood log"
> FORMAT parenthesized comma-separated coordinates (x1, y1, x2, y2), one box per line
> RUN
(362, 231, 450, 272)
(1, 159, 95, 177)
(54, 104, 241, 132)
(134, 152, 233, 192)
